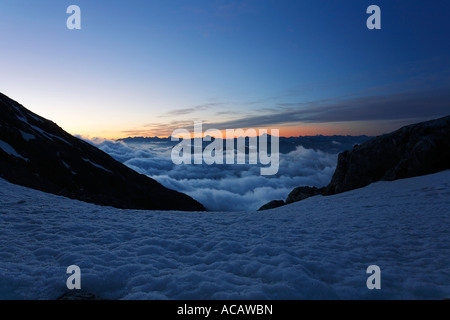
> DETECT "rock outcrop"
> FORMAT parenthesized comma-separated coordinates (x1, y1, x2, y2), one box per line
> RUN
(325, 115, 450, 195)
(258, 200, 285, 211)
(260, 115, 450, 209)
(286, 186, 325, 204)
(0, 92, 205, 211)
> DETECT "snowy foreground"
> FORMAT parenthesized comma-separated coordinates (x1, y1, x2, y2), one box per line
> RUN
(0, 172, 449, 300)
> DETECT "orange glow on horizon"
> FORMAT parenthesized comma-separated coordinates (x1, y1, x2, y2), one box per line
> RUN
(69, 122, 370, 141)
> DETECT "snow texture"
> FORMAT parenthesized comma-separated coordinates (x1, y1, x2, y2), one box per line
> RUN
(82, 158, 112, 173)
(19, 130, 36, 142)
(0, 171, 449, 300)
(26, 123, 71, 146)
(0, 140, 29, 161)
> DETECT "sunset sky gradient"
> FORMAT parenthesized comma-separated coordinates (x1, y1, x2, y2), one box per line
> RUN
(1, 0, 449, 138)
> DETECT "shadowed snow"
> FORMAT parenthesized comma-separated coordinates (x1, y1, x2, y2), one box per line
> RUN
(0, 171, 449, 299)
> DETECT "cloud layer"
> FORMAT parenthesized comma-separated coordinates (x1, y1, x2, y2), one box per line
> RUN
(90, 138, 337, 211)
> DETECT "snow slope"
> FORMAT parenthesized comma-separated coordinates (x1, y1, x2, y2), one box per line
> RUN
(0, 171, 449, 300)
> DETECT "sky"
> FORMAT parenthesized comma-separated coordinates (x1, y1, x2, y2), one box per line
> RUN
(0, 0, 449, 138)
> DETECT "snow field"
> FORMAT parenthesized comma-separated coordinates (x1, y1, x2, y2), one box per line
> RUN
(0, 171, 449, 300)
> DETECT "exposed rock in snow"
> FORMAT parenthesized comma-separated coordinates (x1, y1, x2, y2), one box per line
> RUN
(325, 115, 450, 195)
(286, 186, 324, 204)
(258, 200, 285, 211)
(276, 116, 450, 207)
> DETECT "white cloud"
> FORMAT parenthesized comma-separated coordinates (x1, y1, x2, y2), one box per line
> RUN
(90, 139, 337, 211)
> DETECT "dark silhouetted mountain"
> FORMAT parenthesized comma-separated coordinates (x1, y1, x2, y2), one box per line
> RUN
(118, 135, 371, 154)
(278, 135, 371, 154)
(325, 115, 450, 195)
(119, 136, 173, 144)
(260, 115, 450, 209)
(0, 92, 205, 211)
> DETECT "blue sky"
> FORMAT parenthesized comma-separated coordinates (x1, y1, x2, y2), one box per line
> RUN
(0, 0, 449, 138)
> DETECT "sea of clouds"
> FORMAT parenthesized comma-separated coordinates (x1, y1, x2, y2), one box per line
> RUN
(88, 138, 338, 211)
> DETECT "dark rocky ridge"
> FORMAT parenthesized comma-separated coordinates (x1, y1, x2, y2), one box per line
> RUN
(259, 115, 450, 210)
(0, 92, 205, 211)
(325, 115, 450, 195)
